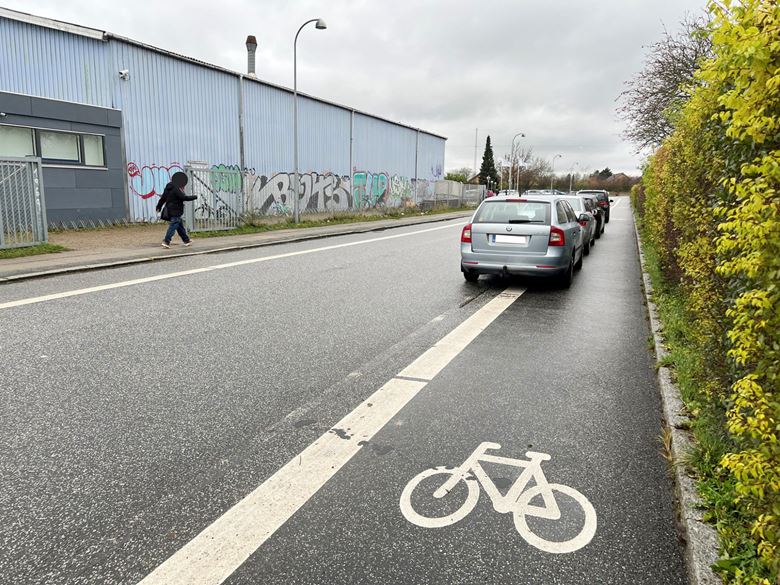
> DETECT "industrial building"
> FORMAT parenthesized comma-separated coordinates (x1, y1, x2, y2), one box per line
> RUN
(0, 7, 446, 225)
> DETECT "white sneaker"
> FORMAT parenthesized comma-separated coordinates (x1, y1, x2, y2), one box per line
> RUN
(161, 241, 170, 249)
(183, 240, 192, 247)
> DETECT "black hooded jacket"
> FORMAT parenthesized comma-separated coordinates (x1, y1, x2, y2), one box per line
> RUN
(156, 182, 196, 218)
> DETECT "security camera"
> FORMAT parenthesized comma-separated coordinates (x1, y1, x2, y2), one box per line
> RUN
(118, 69, 130, 80)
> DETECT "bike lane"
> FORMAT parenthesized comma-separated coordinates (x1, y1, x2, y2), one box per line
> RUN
(219, 201, 687, 585)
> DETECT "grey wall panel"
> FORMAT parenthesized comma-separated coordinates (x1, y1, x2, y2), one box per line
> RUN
(43, 168, 76, 189)
(75, 169, 121, 189)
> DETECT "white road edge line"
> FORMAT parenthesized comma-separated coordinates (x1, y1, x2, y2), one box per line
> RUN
(0, 222, 465, 311)
(137, 287, 525, 585)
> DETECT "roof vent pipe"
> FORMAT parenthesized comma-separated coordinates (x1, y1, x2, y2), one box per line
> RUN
(246, 35, 257, 76)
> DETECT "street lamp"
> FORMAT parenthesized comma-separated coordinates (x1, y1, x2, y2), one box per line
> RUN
(293, 17, 327, 224)
(568, 161, 579, 193)
(509, 132, 525, 191)
(550, 154, 562, 191)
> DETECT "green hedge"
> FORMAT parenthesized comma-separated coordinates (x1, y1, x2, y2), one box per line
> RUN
(634, 1, 779, 582)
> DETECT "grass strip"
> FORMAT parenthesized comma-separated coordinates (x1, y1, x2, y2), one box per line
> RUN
(0, 243, 68, 260)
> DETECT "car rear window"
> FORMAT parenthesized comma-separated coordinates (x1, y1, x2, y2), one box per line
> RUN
(566, 198, 583, 212)
(473, 200, 551, 224)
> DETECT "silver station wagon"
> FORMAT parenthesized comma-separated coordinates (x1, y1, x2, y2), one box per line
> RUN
(460, 195, 584, 287)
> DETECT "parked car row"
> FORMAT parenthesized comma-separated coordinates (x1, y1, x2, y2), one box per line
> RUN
(460, 190, 613, 287)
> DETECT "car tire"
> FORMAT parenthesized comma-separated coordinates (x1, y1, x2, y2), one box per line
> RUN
(595, 224, 602, 239)
(605, 211, 610, 223)
(590, 236, 596, 247)
(584, 239, 591, 256)
(558, 257, 574, 288)
(463, 270, 479, 283)
(575, 250, 583, 270)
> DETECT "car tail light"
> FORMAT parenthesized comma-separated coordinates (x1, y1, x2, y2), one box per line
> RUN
(599, 200, 608, 206)
(549, 226, 565, 246)
(461, 224, 472, 243)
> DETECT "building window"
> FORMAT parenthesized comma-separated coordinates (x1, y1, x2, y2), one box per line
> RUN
(83, 134, 105, 166)
(0, 124, 106, 168)
(0, 125, 35, 157)
(39, 130, 80, 162)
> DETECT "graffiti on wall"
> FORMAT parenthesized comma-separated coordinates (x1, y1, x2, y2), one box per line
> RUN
(127, 162, 185, 199)
(127, 161, 434, 218)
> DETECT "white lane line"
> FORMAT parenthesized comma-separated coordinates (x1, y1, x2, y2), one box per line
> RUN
(0, 222, 464, 311)
(137, 287, 525, 585)
(609, 198, 622, 210)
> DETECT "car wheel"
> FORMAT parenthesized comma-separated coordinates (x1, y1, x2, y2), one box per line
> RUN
(463, 270, 479, 282)
(590, 236, 595, 247)
(558, 257, 574, 288)
(584, 239, 591, 256)
(575, 249, 583, 270)
(595, 224, 602, 239)
(605, 211, 610, 223)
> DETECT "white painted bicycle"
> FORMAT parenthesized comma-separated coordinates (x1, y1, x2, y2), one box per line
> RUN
(399, 442, 597, 554)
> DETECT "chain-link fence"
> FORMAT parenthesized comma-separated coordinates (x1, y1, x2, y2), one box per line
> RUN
(419, 180, 484, 211)
(0, 157, 48, 249)
(183, 165, 244, 232)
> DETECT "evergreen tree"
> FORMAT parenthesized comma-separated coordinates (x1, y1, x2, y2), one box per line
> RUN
(479, 136, 500, 188)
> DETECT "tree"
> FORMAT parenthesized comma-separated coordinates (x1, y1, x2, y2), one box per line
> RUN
(597, 167, 613, 180)
(618, 13, 713, 151)
(444, 167, 472, 183)
(479, 136, 500, 188)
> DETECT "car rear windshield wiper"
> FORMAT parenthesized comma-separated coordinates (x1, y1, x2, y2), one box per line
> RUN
(508, 219, 532, 223)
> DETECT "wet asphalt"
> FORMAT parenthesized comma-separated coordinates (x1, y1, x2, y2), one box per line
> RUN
(0, 198, 687, 584)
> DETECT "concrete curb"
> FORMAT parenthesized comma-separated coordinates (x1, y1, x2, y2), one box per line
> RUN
(0, 212, 470, 284)
(632, 210, 722, 585)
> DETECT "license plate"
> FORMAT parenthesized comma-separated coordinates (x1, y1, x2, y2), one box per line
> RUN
(492, 234, 528, 244)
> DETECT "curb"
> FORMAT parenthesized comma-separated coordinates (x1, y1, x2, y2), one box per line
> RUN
(632, 209, 722, 585)
(0, 212, 470, 284)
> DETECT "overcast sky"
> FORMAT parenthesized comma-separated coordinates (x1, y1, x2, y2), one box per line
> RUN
(6, 0, 707, 175)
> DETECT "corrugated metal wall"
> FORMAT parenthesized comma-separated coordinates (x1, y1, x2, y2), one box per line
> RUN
(0, 18, 112, 107)
(0, 14, 446, 220)
(112, 41, 241, 220)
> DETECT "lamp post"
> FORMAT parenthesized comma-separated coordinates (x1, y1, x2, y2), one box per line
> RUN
(550, 153, 562, 191)
(293, 18, 327, 224)
(509, 132, 525, 191)
(568, 161, 579, 193)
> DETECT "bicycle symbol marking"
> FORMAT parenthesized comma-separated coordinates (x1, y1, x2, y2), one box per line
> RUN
(399, 442, 597, 554)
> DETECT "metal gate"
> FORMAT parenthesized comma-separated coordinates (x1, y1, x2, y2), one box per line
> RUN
(0, 157, 48, 249)
(183, 164, 243, 232)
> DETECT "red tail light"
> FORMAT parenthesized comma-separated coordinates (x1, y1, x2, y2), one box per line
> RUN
(461, 224, 472, 243)
(549, 226, 565, 246)
(598, 201, 608, 206)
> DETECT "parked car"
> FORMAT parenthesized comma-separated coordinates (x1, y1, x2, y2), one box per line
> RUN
(579, 193, 605, 238)
(559, 195, 596, 255)
(460, 194, 584, 287)
(577, 189, 613, 222)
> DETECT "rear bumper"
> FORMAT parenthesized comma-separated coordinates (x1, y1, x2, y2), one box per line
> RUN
(460, 245, 569, 277)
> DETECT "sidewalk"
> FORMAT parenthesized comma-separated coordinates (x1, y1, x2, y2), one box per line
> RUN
(0, 211, 471, 283)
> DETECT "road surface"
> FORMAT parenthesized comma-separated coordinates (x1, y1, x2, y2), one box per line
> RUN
(0, 197, 687, 584)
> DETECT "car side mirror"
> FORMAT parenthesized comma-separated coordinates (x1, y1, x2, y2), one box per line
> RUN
(609, 199, 614, 203)
(578, 213, 589, 222)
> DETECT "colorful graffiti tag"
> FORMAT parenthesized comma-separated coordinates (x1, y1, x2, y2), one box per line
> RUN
(127, 161, 433, 219)
(127, 162, 185, 199)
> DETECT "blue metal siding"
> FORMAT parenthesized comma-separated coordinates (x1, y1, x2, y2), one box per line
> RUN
(111, 41, 241, 220)
(0, 12, 445, 219)
(0, 18, 112, 107)
(353, 113, 417, 177)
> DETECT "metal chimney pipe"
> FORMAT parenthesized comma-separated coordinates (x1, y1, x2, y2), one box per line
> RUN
(246, 35, 257, 76)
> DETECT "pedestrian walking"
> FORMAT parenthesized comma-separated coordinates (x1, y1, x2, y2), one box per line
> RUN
(156, 172, 197, 248)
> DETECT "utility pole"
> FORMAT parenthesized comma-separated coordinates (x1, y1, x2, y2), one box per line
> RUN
(473, 128, 478, 178)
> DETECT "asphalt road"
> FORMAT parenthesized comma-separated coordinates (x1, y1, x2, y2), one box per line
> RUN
(0, 197, 687, 584)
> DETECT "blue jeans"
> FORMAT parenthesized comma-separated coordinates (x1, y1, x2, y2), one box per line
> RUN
(164, 216, 190, 244)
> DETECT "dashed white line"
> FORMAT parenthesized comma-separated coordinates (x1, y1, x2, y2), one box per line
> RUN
(136, 287, 525, 585)
(0, 222, 465, 311)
